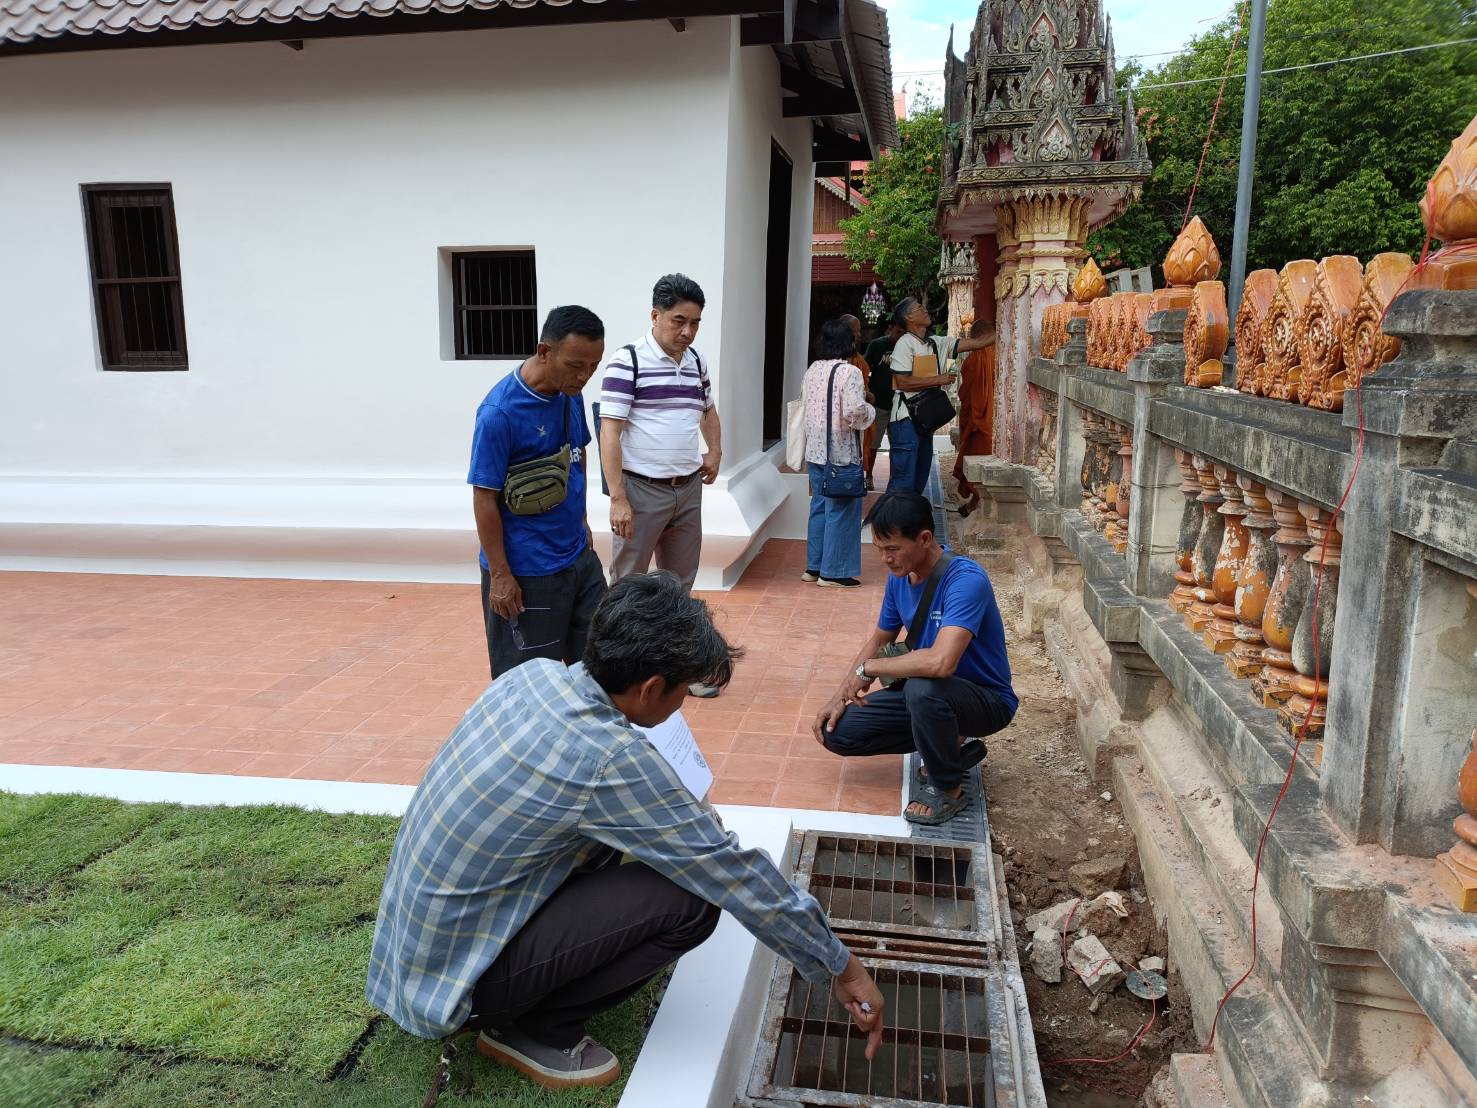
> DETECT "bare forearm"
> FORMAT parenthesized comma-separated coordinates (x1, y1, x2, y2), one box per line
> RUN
(472, 488, 511, 574)
(865, 646, 956, 680)
(600, 420, 628, 501)
(893, 374, 954, 392)
(701, 407, 722, 455)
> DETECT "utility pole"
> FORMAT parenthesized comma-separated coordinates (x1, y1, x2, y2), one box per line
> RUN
(1227, 0, 1269, 346)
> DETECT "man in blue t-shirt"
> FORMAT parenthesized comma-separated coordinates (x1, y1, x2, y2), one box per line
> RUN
(812, 491, 1017, 825)
(469, 305, 608, 679)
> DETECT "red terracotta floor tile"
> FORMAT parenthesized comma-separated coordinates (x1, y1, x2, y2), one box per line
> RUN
(772, 778, 844, 810)
(839, 785, 901, 816)
(709, 778, 779, 806)
(0, 541, 899, 813)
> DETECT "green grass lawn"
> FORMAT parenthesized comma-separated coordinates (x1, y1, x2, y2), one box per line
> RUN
(0, 792, 664, 1107)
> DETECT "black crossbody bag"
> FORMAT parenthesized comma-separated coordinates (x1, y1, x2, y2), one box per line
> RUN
(875, 552, 955, 689)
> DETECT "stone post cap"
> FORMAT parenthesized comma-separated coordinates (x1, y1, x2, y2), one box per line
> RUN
(1123, 309, 1189, 384)
(1379, 288, 1477, 350)
(1352, 289, 1477, 438)
(1146, 309, 1188, 344)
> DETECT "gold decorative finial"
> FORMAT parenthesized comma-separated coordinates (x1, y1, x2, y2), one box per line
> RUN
(1421, 114, 1477, 246)
(1073, 257, 1107, 303)
(1163, 216, 1222, 287)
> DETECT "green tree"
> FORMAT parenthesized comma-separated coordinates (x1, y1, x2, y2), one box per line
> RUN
(1087, 0, 1476, 277)
(841, 105, 946, 312)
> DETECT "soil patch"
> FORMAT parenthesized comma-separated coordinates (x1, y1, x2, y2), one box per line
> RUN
(946, 479, 1195, 1104)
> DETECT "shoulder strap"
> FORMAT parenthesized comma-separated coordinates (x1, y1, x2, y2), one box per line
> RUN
(824, 362, 839, 466)
(907, 552, 955, 645)
(624, 343, 639, 373)
(689, 348, 702, 374)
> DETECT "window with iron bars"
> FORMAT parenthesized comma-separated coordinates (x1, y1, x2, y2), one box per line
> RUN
(81, 184, 189, 371)
(453, 251, 537, 359)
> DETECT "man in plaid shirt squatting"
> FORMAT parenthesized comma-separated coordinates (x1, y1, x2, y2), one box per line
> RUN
(367, 572, 885, 1091)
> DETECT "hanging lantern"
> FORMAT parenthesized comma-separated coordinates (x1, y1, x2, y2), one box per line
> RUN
(861, 282, 885, 324)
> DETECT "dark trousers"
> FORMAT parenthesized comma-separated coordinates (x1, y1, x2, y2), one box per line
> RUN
(480, 545, 607, 680)
(470, 862, 720, 1048)
(823, 677, 1015, 793)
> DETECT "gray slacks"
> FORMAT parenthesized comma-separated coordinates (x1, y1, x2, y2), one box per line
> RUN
(610, 472, 704, 591)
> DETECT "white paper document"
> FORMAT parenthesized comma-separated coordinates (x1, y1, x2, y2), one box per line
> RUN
(638, 710, 714, 801)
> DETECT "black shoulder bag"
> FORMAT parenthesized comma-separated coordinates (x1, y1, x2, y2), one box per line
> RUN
(901, 336, 959, 434)
(875, 552, 955, 689)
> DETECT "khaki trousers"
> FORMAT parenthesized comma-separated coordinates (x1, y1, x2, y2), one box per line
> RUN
(610, 471, 704, 591)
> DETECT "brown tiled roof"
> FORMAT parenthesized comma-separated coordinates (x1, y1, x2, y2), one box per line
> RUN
(0, 0, 599, 46)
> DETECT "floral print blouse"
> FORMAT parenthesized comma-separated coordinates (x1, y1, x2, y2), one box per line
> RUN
(802, 358, 876, 466)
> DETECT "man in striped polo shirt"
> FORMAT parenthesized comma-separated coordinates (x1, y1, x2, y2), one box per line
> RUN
(598, 274, 724, 696)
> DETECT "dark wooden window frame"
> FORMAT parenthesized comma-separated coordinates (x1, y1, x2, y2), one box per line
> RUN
(452, 250, 538, 360)
(81, 183, 189, 372)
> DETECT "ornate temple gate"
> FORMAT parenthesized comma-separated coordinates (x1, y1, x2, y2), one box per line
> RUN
(937, 0, 1149, 464)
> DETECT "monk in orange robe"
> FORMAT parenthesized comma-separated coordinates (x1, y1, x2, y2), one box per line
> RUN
(952, 319, 996, 516)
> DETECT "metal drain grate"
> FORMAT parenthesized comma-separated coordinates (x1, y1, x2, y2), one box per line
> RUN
(741, 831, 1043, 1107)
(792, 832, 1000, 951)
(749, 959, 1001, 1107)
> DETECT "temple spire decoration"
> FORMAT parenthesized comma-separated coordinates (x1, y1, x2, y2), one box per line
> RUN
(938, 0, 1150, 463)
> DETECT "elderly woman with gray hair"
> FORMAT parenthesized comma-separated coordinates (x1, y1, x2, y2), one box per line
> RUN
(885, 298, 993, 495)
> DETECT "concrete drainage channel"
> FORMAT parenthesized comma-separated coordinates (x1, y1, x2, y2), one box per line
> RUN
(736, 799, 1047, 1107)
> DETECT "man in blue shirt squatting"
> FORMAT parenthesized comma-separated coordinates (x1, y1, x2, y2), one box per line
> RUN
(812, 492, 1018, 825)
(469, 305, 608, 679)
(368, 573, 884, 1091)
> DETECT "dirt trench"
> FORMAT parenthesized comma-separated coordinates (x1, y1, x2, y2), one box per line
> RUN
(946, 487, 1195, 1105)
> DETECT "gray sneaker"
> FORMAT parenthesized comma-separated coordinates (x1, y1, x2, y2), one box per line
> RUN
(688, 682, 720, 699)
(476, 1028, 620, 1089)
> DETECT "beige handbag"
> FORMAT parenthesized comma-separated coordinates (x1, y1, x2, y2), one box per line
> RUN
(785, 398, 807, 471)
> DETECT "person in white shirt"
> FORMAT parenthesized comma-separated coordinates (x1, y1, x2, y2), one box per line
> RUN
(598, 274, 724, 696)
(885, 297, 993, 495)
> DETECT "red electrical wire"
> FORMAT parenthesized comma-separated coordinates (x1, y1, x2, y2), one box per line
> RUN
(1047, 997, 1159, 1068)
(1201, 229, 1473, 1052)
(1040, 896, 1154, 1068)
(1180, 0, 1251, 232)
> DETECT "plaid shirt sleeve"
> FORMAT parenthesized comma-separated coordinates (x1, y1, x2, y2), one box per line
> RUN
(578, 738, 850, 983)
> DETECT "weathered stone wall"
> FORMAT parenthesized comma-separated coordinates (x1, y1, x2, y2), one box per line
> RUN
(966, 279, 1477, 1107)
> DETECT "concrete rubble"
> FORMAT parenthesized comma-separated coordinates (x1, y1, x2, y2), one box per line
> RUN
(1023, 897, 1080, 935)
(1029, 926, 1063, 984)
(1067, 934, 1125, 994)
(1067, 855, 1125, 898)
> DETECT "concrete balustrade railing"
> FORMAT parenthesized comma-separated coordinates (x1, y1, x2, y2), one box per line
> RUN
(966, 113, 1477, 1107)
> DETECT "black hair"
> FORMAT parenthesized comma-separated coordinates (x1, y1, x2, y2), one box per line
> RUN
(864, 491, 935, 541)
(815, 317, 858, 361)
(652, 273, 706, 311)
(584, 572, 742, 695)
(540, 305, 604, 344)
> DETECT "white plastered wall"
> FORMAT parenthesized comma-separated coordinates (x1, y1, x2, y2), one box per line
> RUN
(0, 18, 813, 586)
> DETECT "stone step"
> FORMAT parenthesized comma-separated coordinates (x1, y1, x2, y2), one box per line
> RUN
(1132, 705, 1283, 966)
(1112, 748, 1331, 1108)
(1169, 1053, 1232, 1108)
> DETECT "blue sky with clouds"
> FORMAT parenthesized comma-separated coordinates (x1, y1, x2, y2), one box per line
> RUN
(877, 0, 1233, 97)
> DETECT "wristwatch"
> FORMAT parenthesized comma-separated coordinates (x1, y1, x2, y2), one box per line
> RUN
(854, 662, 869, 681)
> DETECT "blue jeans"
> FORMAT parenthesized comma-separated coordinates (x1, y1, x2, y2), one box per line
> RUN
(884, 417, 933, 495)
(806, 463, 864, 579)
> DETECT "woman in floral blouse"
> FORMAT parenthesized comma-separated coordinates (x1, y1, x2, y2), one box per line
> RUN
(801, 318, 877, 587)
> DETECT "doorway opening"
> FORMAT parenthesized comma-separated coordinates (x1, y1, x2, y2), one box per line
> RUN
(762, 141, 793, 448)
